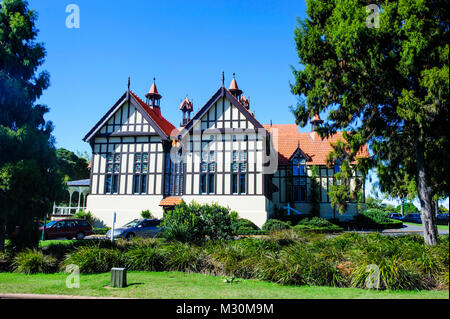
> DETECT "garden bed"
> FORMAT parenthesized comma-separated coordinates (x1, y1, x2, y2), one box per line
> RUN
(2, 232, 448, 291)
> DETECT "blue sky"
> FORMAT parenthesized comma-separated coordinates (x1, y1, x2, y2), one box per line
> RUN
(30, 0, 307, 152)
(28, 0, 448, 209)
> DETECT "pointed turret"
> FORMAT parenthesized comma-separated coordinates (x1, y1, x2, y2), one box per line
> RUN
(310, 114, 324, 131)
(180, 96, 193, 126)
(145, 77, 162, 115)
(240, 95, 250, 109)
(228, 73, 243, 99)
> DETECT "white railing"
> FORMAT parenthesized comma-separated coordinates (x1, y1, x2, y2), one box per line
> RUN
(51, 205, 86, 216)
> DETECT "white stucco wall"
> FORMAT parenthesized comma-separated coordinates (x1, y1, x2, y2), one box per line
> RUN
(86, 195, 165, 227)
(87, 194, 269, 228)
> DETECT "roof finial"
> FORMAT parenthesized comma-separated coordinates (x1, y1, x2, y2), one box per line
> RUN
(233, 72, 235, 79)
(153, 77, 156, 83)
(222, 71, 225, 87)
(128, 76, 130, 91)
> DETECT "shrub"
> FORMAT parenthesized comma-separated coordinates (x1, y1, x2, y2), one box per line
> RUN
(262, 219, 291, 232)
(74, 210, 94, 225)
(162, 201, 204, 242)
(232, 218, 261, 235)
(92, 227, 110, 235)
(232, 218, 258, 230)
(163, 242, 206, 272)
(62, 246, 124, 273)
(201, 203, 234, 240)
(13, 249, 57, 274)
(141, 210, 153, 219)
(162, 201, 234, 242)
(351, 255, 425, 290)
(125, 246, 165, 271)
(295, 217, 343, 232)
(354, 209, 403, 229)
(235, 228, 266, 236)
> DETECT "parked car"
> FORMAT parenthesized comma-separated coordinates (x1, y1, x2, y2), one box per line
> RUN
(40, 219, 94, 240)
(402, 213, 422, 224)
(105, 218, 163, 240)
(388, 213, 404, 221)
(436, 213, 449, 224)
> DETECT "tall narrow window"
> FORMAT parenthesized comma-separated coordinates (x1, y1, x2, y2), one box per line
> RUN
(164, 151, 184, 196)
(105, 152, 120, 194)
(208, 174, 215, 193)
(133, 152, 149, 194)
(291, 156, 307, 202)
(232, 174, 238, 194)
(200, 174, 207, 194)
(334, 160, 341, 174)
(199, 148, 215, 194)
(231, 150, 247, 194)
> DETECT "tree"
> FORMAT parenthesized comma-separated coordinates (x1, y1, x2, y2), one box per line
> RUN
(0, 0, 64, 250)
(56, 148, 90, 181)
(395, 202, 419, 215)
(309, 165, 320, 217)
(291, 0, 448, 245)
(365, 196, 384, 210)
(377, 166, 416, 216)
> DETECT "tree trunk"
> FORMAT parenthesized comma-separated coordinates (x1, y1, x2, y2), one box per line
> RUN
(415, 139, 438, 245)
(435, 199, 439, 217)
(400, 198, 404, 216)
(0, 223, 5, 253)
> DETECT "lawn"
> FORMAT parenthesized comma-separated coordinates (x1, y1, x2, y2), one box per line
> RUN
(0, 271, 447, 299)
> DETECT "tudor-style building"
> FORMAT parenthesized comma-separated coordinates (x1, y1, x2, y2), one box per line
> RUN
(83, 75, 369, 227)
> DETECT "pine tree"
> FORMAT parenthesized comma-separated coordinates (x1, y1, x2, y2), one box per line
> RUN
(291, 0, 448, 245)
(0, 0, 64, 250)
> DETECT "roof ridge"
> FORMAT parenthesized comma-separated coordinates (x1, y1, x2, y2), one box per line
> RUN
(129, 91, 178, 137)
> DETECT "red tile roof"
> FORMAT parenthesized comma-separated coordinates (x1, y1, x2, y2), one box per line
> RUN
(263, 124, 369, 166)
(159, 197, 182, 206)
(130, 91, 178, 138)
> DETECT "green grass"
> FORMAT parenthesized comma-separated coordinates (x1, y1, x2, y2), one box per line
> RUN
(403, 222, 449, 231)
(0, 271, 447, 299)
(39, 240, 77, 248)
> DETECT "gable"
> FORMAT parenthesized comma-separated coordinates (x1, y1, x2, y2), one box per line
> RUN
(181, 87, 263, 136)
(98, 99, 157, 135)
(84, 91, 177, 142)
(192, 96, 257, 132)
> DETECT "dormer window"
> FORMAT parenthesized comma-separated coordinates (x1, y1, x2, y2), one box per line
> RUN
(291, 156, 307, 202)
(292, 158, 306, 176)
(334, 160, 341, 174)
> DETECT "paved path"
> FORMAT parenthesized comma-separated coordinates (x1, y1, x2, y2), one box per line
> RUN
(346, 223, 449, 236)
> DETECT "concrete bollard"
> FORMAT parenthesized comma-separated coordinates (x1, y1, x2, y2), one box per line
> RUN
(110, 267, 127, 288)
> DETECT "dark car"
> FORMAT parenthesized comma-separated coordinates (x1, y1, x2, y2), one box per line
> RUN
(436, 213, 449, 224)
(388, 213, 404, 221)
(105, 218, 163, 240)
(40, 219, 94, 240)
(403, 213, 422, 224)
